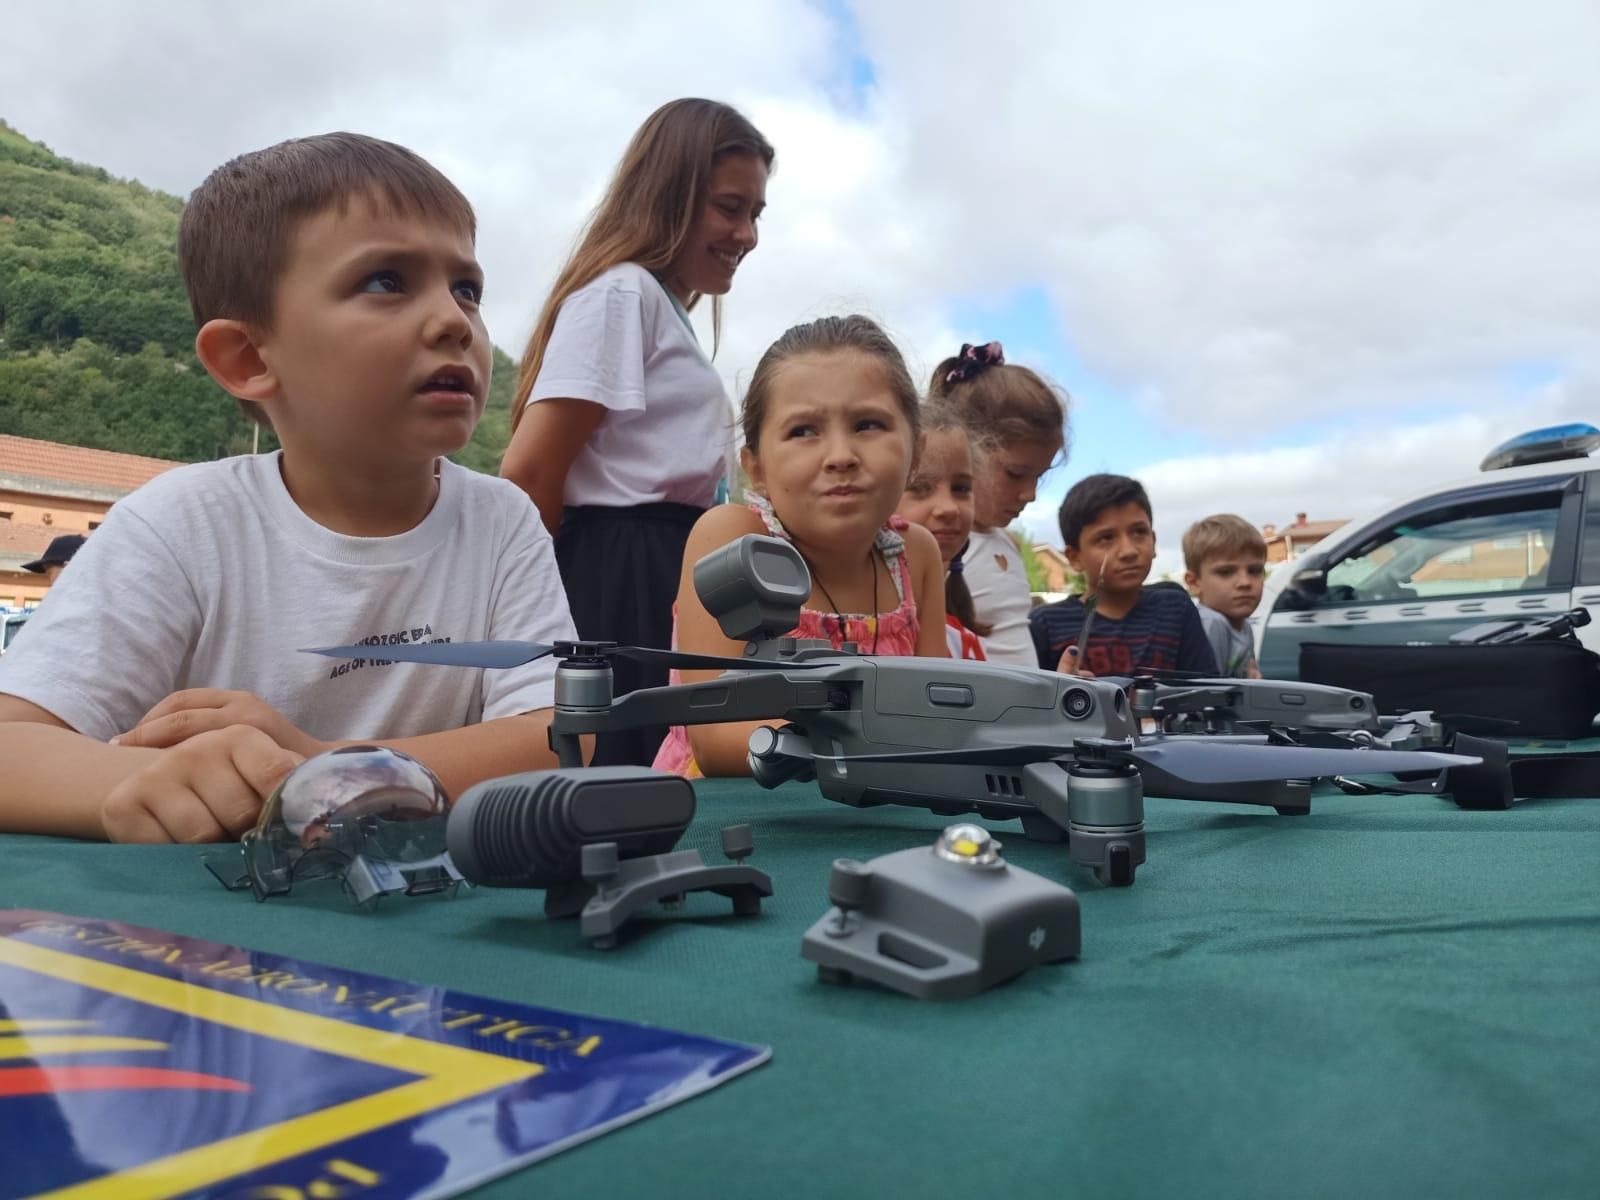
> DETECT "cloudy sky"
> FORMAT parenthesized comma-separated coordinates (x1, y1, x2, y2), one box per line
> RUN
(9, 0, 1598, 574)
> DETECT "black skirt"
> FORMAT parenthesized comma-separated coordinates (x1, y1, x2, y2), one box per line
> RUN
(555, 502, 704, 766)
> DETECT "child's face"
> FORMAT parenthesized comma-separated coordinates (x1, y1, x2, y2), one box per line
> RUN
(254, 194, 490, 471)
(667, 153, 768, 298)
(898, 427, 974, 564)
(1067, 502, 1156, 598)
(1186, 553, 1267, 622)
(742, 350, 916, 555)
(975, 438, 1059, 530)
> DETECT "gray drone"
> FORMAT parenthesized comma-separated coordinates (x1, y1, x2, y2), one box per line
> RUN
(306, 536, 1478, 887)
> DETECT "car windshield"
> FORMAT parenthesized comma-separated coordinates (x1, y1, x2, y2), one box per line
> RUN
(1326, 503, 1559, 602)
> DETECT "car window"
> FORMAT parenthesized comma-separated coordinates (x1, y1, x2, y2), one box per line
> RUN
(1319, 493, 1562, 605)
(1580, 472, 1600, 585)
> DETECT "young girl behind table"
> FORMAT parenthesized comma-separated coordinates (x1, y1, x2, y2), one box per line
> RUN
(928, 343, 1068, 666)
(896, 399, 991, 660)
(653, 315, 948, 778)
(500, 98, 773, 766)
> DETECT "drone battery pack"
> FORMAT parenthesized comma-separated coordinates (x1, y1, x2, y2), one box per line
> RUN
(1299, 639, 1600, 739)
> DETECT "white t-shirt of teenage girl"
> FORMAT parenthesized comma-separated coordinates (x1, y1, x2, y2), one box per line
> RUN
(527, 262, 734, 508)
(963, 526, 1037, 667)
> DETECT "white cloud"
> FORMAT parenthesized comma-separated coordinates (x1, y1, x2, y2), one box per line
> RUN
(6, 0, 1598, 559)
(1014, 376, 1599, 577)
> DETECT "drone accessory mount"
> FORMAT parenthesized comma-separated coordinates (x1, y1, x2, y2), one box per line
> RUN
(801, 824, 1082, 1000)
(447, 766, 772, 948)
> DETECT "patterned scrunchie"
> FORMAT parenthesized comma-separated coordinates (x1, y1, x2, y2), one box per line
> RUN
(947, 539, 970, 574)
(944, 341, 1005, 384)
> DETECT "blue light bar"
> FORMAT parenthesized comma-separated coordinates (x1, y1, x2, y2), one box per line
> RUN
(1480, 423, 1600, 472)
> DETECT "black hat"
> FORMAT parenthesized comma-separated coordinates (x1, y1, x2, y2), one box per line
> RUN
(22, 534, 87, 574)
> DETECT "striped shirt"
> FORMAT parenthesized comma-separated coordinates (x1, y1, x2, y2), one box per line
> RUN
(1029, 584, 1219, 675)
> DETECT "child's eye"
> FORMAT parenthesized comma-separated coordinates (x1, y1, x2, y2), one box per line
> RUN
(361, 271, 402, 295)
(784, 424, 816, 439)
(453, 279, 484, 305)
(856, 418, 887, 432)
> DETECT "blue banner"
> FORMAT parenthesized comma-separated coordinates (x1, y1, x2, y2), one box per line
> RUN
(0, 910, 768, 1199)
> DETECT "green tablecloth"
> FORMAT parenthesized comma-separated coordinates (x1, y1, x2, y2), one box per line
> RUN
(3, 779, 1597, 1198)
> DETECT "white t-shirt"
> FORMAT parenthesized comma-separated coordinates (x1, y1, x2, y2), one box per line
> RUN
(0, 454, 575, 743)
(963, 527, 1036, 667)
(528, 262, 734, 508)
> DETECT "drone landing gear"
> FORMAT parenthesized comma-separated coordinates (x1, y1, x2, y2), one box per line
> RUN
(545, 826, 774, 949)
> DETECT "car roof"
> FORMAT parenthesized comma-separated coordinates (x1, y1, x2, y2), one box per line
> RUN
(1262, 454, 1594, 596)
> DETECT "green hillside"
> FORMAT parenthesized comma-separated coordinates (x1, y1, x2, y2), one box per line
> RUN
(0, 120, 514, 471)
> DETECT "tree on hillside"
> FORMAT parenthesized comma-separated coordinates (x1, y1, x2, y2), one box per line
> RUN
(0, 121, 514, 471)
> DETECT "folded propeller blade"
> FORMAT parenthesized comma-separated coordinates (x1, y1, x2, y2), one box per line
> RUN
(302, 640, 555, 669)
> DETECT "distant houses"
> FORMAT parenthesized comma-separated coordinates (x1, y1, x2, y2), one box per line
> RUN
(0, 434, 182, 606)
(1262, 512, 1346, 563)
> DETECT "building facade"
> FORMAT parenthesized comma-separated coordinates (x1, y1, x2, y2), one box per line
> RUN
(0, 435, 182, 607)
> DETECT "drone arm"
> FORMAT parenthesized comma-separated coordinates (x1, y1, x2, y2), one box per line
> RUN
(554, 672, 834, 777)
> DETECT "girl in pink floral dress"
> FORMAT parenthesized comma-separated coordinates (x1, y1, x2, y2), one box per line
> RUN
(652, 315, 948, 778)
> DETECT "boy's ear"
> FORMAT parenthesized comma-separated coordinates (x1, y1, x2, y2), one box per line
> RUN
(1183, 569, 1199, 591)
(1063, 544, 1082, 573)
(738, 446, 765, 497)
(194, 319, 279, 405)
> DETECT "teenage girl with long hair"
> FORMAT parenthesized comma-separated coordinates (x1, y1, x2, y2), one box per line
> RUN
(501, 99, 774, 765)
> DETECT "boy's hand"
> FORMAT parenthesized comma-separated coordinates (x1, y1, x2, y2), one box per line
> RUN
(115, 689, 327, 758)
(1056, 647, 1097, 678)
(101, 726, 302, 843)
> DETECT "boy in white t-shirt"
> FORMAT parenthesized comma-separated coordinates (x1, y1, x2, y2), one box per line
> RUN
(0, 133, 578, 842)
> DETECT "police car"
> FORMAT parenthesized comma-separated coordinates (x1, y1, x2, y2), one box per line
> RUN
(1256, 423, 1600, 679)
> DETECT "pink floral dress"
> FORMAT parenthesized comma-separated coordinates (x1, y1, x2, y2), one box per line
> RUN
(651, 496, 921, 777)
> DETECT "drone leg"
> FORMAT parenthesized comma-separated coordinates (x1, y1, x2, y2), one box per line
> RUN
(1019, 811, 1069, 843)
(1095, 843, 1139, 887)
(551, 729, 586, 769)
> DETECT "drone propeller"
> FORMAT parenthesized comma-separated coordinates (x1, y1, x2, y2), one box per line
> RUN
(302, 640, 819, 674)
(827, 736, 1478, 785)
(1124, 739, 1476, 786)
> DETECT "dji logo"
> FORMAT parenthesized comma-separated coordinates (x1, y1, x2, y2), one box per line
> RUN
(1027, 926, 1046, 952)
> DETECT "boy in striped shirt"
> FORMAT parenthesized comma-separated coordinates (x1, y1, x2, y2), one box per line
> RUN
(1029, 474, 1218, 677)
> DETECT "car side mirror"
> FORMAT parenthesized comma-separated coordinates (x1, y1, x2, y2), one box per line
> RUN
(1275, 565, 1327, 611)
(1291, 566, 1327, 595)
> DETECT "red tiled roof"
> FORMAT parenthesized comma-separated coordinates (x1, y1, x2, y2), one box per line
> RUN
(0, 434, 183, 494)
(1265, 520, 1345, 543)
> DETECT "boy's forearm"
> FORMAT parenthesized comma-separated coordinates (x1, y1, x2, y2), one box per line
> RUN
(0, 723, 160, 839)
(332, 710, 574, 800)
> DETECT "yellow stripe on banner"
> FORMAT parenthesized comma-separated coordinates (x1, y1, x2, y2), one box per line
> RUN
(0, 1018, 96, 1033)
(36, 1074, 510, 1200)
(0, 935, 543, 1200)
(0, 1035, 169, 1059)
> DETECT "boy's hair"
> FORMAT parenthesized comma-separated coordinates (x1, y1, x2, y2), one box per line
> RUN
(914, 398, 991, 636)
(929, 344, 1069, 457)
(1182, 513, 1268, 573)
(1058, 473, 1152, 550)
(512, 98, 774, 429)
(178, 132, 476, 426)
(741, 315, 921, 452)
